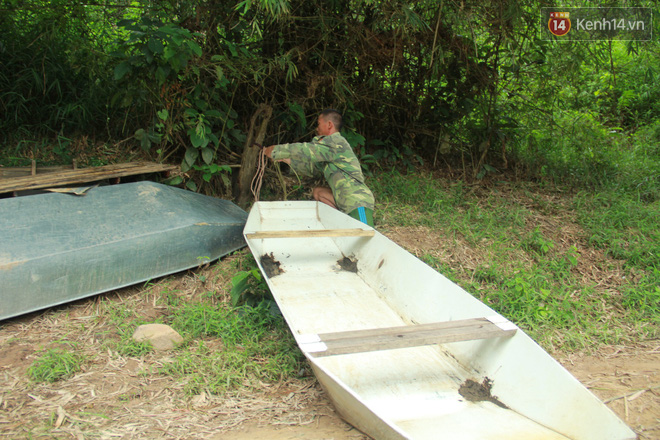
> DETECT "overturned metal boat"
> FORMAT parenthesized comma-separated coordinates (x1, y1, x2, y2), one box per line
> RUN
(244, 201, 635, 440)
(0, 181, 247, 321)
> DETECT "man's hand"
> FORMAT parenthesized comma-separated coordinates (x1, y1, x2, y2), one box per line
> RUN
(263, 145, 291, 164)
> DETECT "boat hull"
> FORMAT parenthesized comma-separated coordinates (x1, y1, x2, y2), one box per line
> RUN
(244, 201, 635, 440)
(0, 182, 247, 321)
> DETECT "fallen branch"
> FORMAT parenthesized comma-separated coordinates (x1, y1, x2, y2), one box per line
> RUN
(604, 384, 660, 403)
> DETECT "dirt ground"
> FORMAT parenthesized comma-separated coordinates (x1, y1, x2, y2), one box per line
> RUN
(558, 342, 660, 440)
(1, 300, 657, 440)
(0, 224, 658, 439)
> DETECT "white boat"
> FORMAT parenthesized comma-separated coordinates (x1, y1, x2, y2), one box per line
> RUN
(243, 201, 635, 440)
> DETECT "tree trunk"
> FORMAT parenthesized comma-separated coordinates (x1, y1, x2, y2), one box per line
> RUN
(235, 104, 273, 209)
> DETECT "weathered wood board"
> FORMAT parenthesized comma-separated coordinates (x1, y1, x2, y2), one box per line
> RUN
(0, 162, 177, 193)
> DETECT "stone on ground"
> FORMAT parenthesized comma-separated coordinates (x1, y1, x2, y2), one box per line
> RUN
(133, 323, 184, 350)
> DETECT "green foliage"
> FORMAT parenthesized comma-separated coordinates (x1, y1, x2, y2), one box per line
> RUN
(1, 0, 659, 201)
(521, 227, 555, 256)
(112, 17, 207, 159)
(108, 12, 248, 191)
(229, 254, 275, 308)
(236, 0, 292, 20)
(0, 0, 118, 140)
(112, 18, 202, 85)
(508, 30, 660, 190)
(514, 106, 659, 192)
(5, 0, 506, 170)
(28, 344, 85, 383)
(368, 139, 424, 172)
(230, 268, 267, 307)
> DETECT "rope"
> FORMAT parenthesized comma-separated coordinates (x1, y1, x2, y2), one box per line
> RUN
(251, 145, 268, 202)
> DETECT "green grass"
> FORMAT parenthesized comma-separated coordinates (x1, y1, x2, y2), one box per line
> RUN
(620, 268, 660, 321)
(574, 189, 659, 270)
(572, 188, 660, 328)
(28, 343, 85, 383)
(164, 301, 304, 395)
(370, 170, 659, 351)
(99, 301, 154, 357)
(161, 258, 305, 396)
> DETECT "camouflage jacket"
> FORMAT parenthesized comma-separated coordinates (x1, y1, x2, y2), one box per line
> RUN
(271, 132, 375, 213)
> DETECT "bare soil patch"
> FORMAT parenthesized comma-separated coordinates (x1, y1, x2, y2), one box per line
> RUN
(559, 342, 660, 439)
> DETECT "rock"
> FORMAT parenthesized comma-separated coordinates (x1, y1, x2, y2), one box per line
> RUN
(132, 324, 184, 351)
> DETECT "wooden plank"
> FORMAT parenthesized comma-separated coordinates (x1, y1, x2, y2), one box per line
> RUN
(1, 163, 86, 178)
(299, 317, 517, 357)
(0, 165, 70, 178)
(0, 162, 178, 193)
(246, 228, 375, 239)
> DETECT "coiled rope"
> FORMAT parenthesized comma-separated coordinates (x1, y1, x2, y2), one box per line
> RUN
(250, 144, 267, 202)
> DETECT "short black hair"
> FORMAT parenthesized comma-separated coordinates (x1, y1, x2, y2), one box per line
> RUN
(320, 108, 343, 131)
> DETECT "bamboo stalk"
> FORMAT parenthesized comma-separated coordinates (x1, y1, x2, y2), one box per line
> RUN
(0, 162, 178, 193)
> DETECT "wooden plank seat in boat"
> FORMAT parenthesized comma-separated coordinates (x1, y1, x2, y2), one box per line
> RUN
(299, 316, 517, 357)
(245, 228, 375, 239)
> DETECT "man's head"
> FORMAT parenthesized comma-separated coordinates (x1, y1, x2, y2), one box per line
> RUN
(317, 109, 343, 136)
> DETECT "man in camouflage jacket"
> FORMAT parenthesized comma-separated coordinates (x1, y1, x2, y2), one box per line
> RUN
(264, 109, 375, 227)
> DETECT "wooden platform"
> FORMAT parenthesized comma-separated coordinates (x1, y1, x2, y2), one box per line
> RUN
(0, 162, 178, 194)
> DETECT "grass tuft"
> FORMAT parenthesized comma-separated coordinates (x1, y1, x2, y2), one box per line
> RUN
(28, 343, 85, 383)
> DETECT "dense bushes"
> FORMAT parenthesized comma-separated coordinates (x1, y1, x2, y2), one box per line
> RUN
(0, 0, 658, 195)
(507, 39, 660, 193)
(0, 1, 121, 140)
